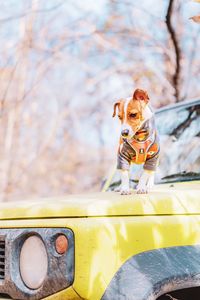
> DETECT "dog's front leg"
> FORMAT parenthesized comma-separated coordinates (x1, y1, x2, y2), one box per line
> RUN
(137, 170, 154, 194)
(120, 170, 131, 195)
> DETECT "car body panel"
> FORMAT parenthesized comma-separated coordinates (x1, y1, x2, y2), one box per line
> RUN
(102, 245, 200, 300)
(0, 182, 200, 220)
(1, 182, 200, 299)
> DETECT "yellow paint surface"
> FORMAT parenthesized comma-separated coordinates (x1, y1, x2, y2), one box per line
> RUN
(0, 181, 200, 299)
(0, 182, 199, 219)
(1, 214, 200, 299)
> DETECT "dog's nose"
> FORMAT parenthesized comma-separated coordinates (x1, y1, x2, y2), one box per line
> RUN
(121, 129, 129, 137)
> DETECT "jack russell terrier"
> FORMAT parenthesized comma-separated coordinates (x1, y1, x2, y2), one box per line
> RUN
(113, 89, 160, 195)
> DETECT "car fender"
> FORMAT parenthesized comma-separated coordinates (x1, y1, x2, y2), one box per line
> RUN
(101, 245, 200, 300)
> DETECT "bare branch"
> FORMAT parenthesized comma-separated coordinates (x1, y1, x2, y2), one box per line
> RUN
(166, 0, 182, 101)
(0, 1, 64, 23)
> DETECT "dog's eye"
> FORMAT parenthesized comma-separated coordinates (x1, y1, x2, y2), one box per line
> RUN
(129, 113, 137, 118)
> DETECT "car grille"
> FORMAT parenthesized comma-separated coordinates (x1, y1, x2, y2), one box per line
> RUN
(0, 240, 5, 280)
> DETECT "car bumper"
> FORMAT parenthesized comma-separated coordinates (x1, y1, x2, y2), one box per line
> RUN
(0, 286, 82, 300)
(43, 286, 82, 299)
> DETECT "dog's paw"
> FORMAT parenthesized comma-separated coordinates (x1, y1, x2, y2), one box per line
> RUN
(136, 187, 148, 194)
(136, 171, 154, 194)
(114, 186, 131, 195)
(120, 189, 131, 195)
(136, 183, 149, 194)
(114, 187, 121, 193)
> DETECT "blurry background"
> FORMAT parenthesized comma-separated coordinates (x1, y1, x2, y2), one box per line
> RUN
(0, 0, 199, 201)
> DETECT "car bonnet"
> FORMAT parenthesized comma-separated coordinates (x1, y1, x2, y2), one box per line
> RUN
(0, 182, 199, 220)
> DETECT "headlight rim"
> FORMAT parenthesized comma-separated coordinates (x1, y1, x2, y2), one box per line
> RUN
(5, 227, 74, 300)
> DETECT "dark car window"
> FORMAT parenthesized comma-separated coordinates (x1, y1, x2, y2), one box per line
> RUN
(155, 103, 200, 183)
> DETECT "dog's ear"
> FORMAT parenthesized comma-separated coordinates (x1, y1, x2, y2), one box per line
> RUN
(133, 89, 149, 103)
(112, 101, 121, 117)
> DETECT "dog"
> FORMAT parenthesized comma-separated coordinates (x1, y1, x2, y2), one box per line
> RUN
(113, 89, 160, 195)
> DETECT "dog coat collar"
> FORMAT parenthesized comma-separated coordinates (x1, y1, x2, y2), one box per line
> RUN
(126, 131, 159, 164)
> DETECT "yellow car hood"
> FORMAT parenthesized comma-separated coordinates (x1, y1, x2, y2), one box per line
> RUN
(0, 182, 200, 220)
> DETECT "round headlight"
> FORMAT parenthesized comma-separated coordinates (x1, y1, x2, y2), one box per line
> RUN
(19, 235, 48, 289)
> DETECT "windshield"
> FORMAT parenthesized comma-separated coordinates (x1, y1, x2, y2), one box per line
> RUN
(106, 101, 200, 190)
(155, 102, 200, 183)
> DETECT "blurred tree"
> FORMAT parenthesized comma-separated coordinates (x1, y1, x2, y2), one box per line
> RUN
(0, 0, 199, 201)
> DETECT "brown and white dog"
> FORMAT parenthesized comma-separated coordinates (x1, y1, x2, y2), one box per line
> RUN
(113, 89, 159, 195)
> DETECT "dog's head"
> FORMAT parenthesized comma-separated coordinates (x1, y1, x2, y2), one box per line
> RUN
(112, 89, 151, 139)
